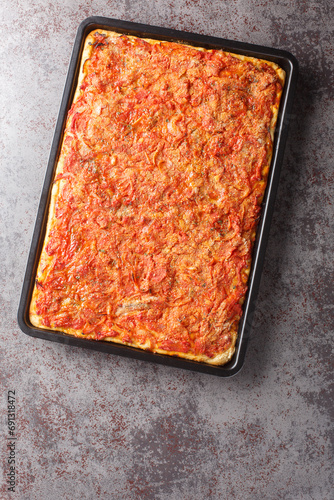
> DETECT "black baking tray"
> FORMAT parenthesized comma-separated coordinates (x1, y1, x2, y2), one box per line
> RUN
(17, 16, 298, 377)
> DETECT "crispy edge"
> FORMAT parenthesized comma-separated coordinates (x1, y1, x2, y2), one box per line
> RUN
(29, 35, 97, 328)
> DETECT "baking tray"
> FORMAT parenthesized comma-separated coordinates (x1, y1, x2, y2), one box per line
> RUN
(17, 16, 298, 377)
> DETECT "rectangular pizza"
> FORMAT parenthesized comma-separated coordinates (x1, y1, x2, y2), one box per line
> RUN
(29, 29, 285, 365)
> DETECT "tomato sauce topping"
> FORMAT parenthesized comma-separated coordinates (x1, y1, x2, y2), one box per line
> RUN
(33, 32, 283, 361)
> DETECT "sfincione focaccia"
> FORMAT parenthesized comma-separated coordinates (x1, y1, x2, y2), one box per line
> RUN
(30, 30, 285, 365)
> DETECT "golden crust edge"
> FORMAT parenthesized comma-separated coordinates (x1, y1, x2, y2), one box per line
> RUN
(28, 314, 236, 365)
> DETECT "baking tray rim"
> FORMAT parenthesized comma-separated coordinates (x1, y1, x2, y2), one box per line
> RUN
(17, 16, 298, 377)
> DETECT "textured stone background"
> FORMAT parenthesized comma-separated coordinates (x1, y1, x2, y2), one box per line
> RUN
(1, 1, 333, 499)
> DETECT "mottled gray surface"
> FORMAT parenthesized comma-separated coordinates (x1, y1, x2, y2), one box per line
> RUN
(1, 1, 333, 499)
